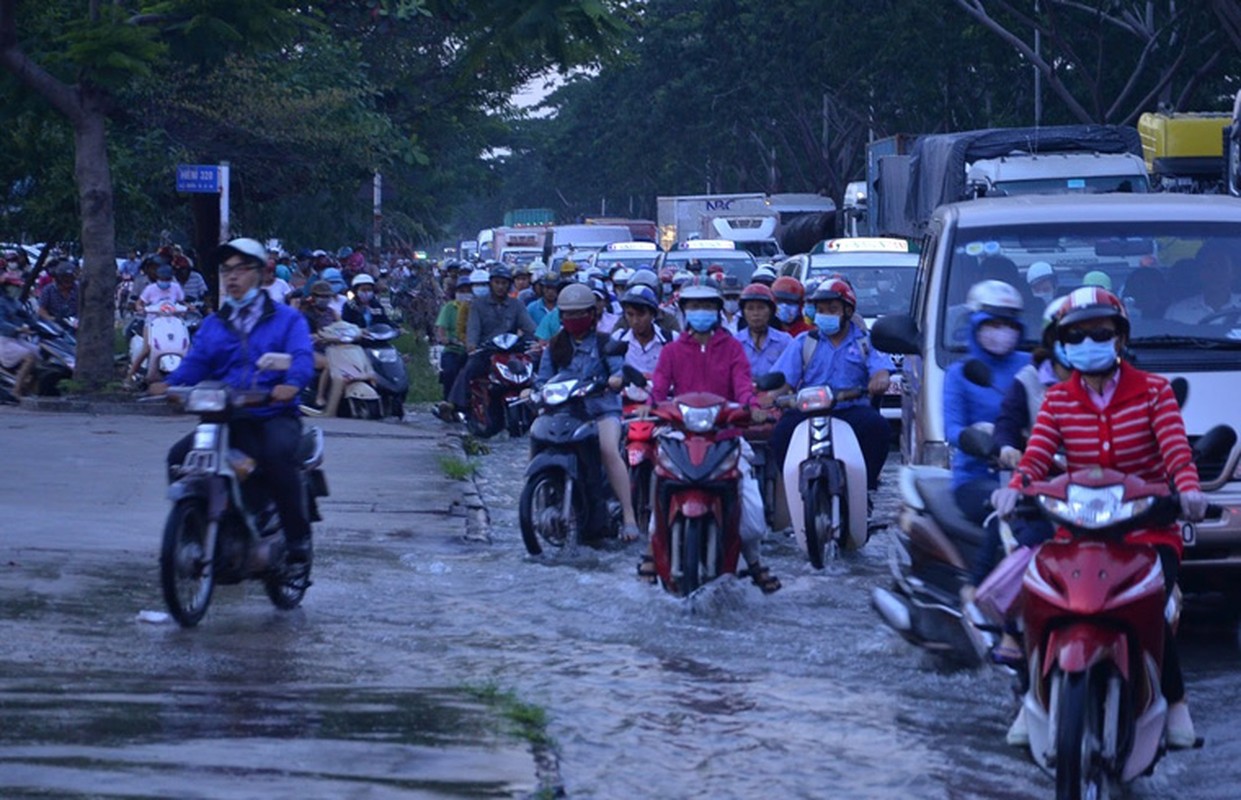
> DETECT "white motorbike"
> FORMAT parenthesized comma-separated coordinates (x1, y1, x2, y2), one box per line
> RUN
(307, 321, 382, 420)
(779, 385, 869, 567)
(129, 302, 192, 380)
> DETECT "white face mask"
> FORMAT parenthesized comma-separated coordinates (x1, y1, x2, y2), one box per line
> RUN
(723, 299, 739, 315)
(978, 325, 1020, 356)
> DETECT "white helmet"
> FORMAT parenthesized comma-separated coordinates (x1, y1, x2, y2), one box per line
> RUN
(629, 268, 658, 289)
(217, 237, 266, 266)
(351, 273, 375, 288)
(468, 268, 490, 286)
(965, 279, 1024, 318)
(612, 267, 634, 287)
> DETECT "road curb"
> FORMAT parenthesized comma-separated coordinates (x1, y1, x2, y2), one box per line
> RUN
(16, 395, 175, 416)
(442, 429, 491, 544)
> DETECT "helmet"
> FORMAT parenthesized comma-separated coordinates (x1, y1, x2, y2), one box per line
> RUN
(612, 267, 633, 287)
(321, 267, 346, 292)
(1026, 261, 1054, 286)
(557, 282, 596, 312)
(965, 279, 1024, 318)
(1054, 286, 1129, 336)
(720, 273, 743, 297)
(738, 283, 776, 312)
(707, 263, 725, 278)
(677, 283, 724, 309)
(275, 265, 292, 281)
(672, 270, 694, 288)
(771, 276, 805, 304)
(620, 285, 660, 311)
(52, 260, 76, 278)
(751, 265, 778, 286)
(337, 246, 353, 259)
(629, 268, 659, 290)
(512, 263, 532, 277)
(809, 278, 857, 309)
(588, 278, 608, 300)
(608, 261, 628, 277)
(559, 259, 578, 276)
(1082, 270, 1113, 291)
(351, 273, 375, 288)
(490, 264, 513, 282)
(468, 268, 490, 286)
(310, 280, 334, 298)
(156, 264, 174, 280)
(217, 237, 267, 267)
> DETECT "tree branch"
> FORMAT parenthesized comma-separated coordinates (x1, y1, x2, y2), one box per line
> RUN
(0, 0, 85, 123)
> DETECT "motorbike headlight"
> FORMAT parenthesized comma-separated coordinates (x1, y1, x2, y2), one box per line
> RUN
(795, 386, 834, 412)
(541, 380, 574, 406)
(185, 386, 229, 413)
(1038, 484, 1153, 530)
(371, 348, 400, 363)
(679, 403, 721, 433)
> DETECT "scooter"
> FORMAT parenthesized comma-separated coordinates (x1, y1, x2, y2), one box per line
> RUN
(778, 384, 869, 568)
(622, 381, 657, 534)
(128, 303, 192, 382)
(359, 322, 409, 418)
(307, 321, 383, 420)
(519, 370, 635, 555)
(1016, 467, 1215, 797)
(468, 332, 535, 439)
(155, 353, 329, 628)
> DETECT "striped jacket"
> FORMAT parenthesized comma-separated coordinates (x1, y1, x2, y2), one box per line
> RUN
(1009, 362, 1200, 556)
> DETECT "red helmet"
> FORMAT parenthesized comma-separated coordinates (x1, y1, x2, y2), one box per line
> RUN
(808, 278, 857, 310)
(771, 275, 805, 303)
(707, 263, 725, 277)
(738, 282, 776, 312)
(1054, 286, 1129, 336)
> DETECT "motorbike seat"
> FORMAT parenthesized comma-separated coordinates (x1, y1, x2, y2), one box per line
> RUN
(913, 474, 988, 555)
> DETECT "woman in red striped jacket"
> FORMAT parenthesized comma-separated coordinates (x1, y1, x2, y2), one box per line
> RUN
(991, 286, 1208, 750)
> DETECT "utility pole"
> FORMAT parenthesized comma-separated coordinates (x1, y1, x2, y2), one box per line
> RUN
(1034, 0, 1042, 127)
(372, 172, 382, 250)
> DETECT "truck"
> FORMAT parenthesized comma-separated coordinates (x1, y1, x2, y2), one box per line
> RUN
(656, 193, 834, 258)
(491, 225, 551, 265)
(869, 124, 1150, 239)
(1137, 111, 1230, 193)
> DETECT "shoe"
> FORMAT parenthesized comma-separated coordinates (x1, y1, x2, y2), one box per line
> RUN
(286, 538, 312, 565)
(434, 401, 460, 423)
(1166, 701, 1197, 749)
(1006, 706, 1029, 747)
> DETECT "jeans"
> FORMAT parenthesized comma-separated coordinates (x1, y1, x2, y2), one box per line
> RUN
(770, 403, 890, 491)
(167, 415, 310, 545)
(448, 351, 491, 410)
(439, 348, 466, 401)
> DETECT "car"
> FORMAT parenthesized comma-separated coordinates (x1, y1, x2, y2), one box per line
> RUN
(871, 192, 1241, 591)
(652, 239, 758, 284)
(586, 240, 660, 272)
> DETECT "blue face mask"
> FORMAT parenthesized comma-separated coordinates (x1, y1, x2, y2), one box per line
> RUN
(685, 309, 719, 332)
(1052, 341, 1072, 369)
(1063, 338, 1118, 373)
(814, 313, 841, 336)
(223, 287, 260, 310)
(157, 281, 171, 290)
(776, 303, 800, 324)
(472, 285, 489, 298)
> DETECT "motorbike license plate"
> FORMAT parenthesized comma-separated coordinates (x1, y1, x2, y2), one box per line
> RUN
(1181, 522, 1197, 547)
(627, 450, 646, 466)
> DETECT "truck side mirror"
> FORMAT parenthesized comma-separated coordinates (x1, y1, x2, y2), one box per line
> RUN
(871, 314, 921, 356)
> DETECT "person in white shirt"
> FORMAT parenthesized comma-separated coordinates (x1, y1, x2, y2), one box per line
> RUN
(610, 286, 668, 375)
(1165, 240, 1241, 324)
(262, 259, 293, 304)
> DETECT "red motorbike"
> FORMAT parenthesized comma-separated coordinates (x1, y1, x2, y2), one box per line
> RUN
(622, 382, 657, 533)
(1017, 466, 1212, 798)
(649, 391, 752, 596)
(467, 333, 535, 438)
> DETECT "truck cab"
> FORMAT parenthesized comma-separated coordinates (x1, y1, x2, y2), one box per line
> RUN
(965, 152, 1150, 198)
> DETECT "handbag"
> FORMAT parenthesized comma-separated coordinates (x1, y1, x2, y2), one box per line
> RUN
(974, 545, 1034, 625)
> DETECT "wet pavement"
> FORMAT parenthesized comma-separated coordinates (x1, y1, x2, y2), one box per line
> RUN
(2, 405, 1240, 798)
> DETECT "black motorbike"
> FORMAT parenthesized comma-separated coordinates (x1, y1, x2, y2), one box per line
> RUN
(156, 360, 329, 627)
(0, 314, 76, 400)
(360, 323, 409, 418)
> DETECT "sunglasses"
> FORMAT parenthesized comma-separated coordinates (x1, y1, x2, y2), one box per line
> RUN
(1060, 327, 1118, 345)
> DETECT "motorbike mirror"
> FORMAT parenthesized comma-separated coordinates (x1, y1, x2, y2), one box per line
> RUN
(622, 364, 647, 388)
(962, 359, 994, 389)
(256, 353, 292, 371)
(958, 426, 995, 459)
(753, 371, 786, 392)
(1171, 376, 1188, 409)
(1193, 424, 1237, 465)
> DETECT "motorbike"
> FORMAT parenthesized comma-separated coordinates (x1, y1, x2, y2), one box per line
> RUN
(519, 367, 641, 555)
(1016, 467, 1215, 798)
(468, 332, 535, 439)
(155, 354, 329, 627)
(359, 322, 409, 418)
(305, 321, 383, 420)
(128, 302, 192, 382)
(0, 312, 76, 400)
(622, 381, 657, 534)
(778, 384, 870, 568)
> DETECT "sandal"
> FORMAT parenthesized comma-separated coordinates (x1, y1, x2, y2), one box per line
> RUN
(748, 564, 782, 595)
(636, 553, 658, 585)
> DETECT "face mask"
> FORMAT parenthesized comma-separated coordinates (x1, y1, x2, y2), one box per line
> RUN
(814, 313, 841, 336)
(562, 315, 594, 337)
(472, 285, 489, 298)
(1063, 338, 1118, 373)
(223, 287, 260, 311)
(723, 300, 739, 315)
(157, 281, 171, 290)
(356, 290, 373, 303)
(685, 309, 719, 333)
(1032, 289, 1054, 304)
(978, 325, 1019, 356)
(776, 303, 799, 323)
(1052, 341, 1072, 370)
(314, 297, 331, 310)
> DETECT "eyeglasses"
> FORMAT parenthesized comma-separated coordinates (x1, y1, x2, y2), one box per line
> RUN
(1060, 327, 1118, 345)
(219, 261, 258, 274)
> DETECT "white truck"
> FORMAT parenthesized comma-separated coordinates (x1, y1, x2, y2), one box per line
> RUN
(656, 192, 834, 258)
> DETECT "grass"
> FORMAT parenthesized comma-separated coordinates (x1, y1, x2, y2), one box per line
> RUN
(436, 454, 477, 480)
(463, 683, 555, 748)
(393, 330, 444, 403)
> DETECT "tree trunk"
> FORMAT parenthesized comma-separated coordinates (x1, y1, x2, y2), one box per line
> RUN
(72, 93, 118, 389)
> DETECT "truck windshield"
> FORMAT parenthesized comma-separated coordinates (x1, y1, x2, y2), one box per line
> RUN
(990, 175, 1149, 196)
(941, 221, 1241, 370)
(808, 265, 915, 317)
(662, 252, 757, 284)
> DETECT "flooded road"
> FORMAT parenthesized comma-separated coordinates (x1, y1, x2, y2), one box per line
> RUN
(2, 407, 1239, 798)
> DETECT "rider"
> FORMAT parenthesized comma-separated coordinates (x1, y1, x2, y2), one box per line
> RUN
(37, 261, 80, 323)
(527, 272, 561, 326)
(127, 261, 186, 385)
(647, 281, 780, 593)
(735, 282, 791, 377)
(341, 273, 392, 328)
(610, 285, 670, 375)
(771, 276, 813, 336)
(991, 286, 1208, 750)
(150, 238, 316, 565)
(719, 274, 744, 333)
(1, 274, 38, 398)
(434, 274, 473, 401)
(769, 279, 893, 499)
(535, 283, 642, 542)
(441, 263, 536, 420)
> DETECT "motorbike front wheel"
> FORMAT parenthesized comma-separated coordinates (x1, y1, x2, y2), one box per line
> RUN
(519, 470, 582, 555)
(1054, 670, 1109, 800)
(160, 499, 215, 627)
(264, 558, 310, 610)
(675, 515, 713, 596)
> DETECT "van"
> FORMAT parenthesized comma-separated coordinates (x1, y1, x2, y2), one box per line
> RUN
(872, 193, 1241, 589)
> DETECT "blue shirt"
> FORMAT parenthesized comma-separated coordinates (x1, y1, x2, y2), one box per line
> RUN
(735, 326, 792, 378)
(773, 323, 894, 409)
(527, 298, 556, 326)
(535, 307, 561, 341)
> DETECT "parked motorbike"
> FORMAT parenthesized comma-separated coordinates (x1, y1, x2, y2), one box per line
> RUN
(155, 354, 329, 627)
(1016, 468, 1215, 797)
(359, 322, 409, 418)
(520, 369, 639, 555)
(778, 384, 870, 568)
(468, 332, 535, 439)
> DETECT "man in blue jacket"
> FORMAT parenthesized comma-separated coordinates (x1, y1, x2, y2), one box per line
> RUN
(151, 238, 317, 564)
(943, 280, 1030, 525)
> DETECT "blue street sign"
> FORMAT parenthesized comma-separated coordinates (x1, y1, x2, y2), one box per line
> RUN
(176, 164, 220, 193)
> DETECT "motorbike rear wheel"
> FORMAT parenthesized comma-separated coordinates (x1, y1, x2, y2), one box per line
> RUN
(519, 470, 582, 555)
(467, 394, 505, 438)
(160, 499, 215, 627)
(629, 462, 652, 536)
(1055, 670, 1109, 800)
